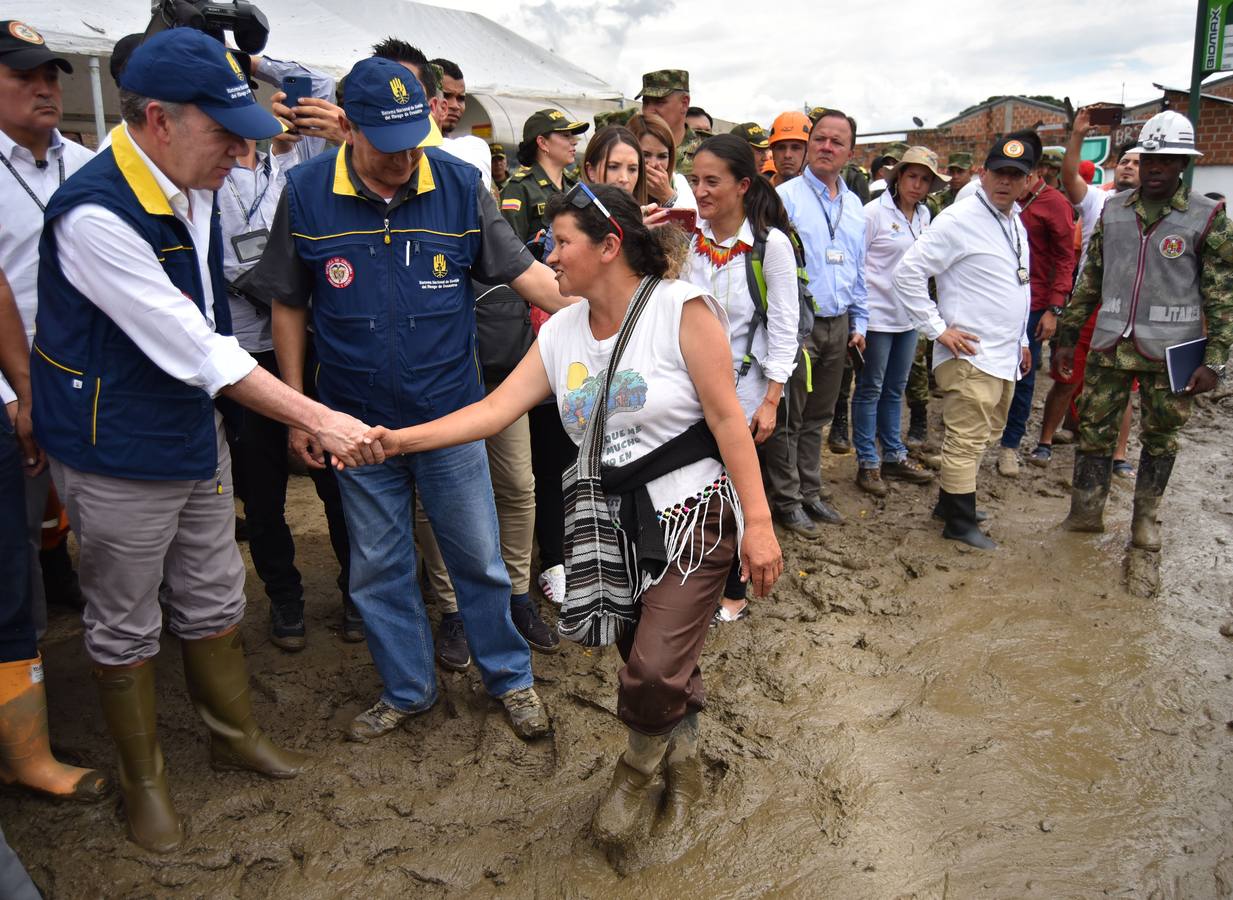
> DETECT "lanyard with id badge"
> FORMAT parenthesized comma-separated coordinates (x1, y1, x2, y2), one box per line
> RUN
(976, 193, 1030, 285)
(227, 157, 273, 264)
(807, 177, 846, 265)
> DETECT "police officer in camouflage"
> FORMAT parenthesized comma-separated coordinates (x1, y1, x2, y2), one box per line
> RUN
(636, 69, 700, 174)
(501, 109, 589, 245)
(730, 121, 772, 170)
(1056, 111, 1232, 551)
(490, 142, 509, 192)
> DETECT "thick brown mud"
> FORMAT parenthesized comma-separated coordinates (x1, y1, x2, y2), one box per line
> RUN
(5, 383, 1233, 898)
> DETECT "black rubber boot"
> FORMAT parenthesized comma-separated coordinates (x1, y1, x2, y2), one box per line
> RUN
(940, 490, 996, 550)
(1062, 453, 1113, 533)
(828, 404, 851, 454)
(1131, 450, 1175, 551)
(905, 401, 928, 449)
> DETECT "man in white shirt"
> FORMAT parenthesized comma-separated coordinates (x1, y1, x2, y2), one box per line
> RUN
(893, 133, 1036, 549)
(0, 20, 95, 627)
(31, 29, 381, 853)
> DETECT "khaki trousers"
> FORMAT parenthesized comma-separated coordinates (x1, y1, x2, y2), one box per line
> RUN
(935, 359, 1015, 494)
(416, 412, 534, 610)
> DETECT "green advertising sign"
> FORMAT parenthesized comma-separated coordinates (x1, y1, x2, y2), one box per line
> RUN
(1204, 0, 1233, 72)
(1082, 136, 1110, 185)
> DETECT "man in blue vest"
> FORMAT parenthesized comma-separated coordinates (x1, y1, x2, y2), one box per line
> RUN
(32, 29, 383, 853)
(248, 56, 572, 744)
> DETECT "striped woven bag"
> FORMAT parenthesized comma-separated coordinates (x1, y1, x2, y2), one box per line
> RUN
(557, 276, 659, 646)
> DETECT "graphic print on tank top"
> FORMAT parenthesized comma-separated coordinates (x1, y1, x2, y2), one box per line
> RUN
(560, 362, 648, 465)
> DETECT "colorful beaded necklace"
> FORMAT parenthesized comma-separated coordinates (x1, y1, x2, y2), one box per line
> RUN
(693, 230, 751, 268)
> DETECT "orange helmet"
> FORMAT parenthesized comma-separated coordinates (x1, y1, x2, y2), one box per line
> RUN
(769, 111, 812, 145)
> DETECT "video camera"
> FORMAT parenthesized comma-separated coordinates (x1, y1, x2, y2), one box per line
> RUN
(143, 0, 270, 54)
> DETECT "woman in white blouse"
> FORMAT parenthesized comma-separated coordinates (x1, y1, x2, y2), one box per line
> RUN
(687, 133, 799, 624)
(852, 147, 948, 496)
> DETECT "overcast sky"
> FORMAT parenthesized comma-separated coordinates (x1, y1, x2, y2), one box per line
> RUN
(445, 0, 1200, 135)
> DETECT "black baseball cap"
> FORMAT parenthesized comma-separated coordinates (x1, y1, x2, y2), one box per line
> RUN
(0, 21, 72, 73)
(985, 130, 1042, 175)
(522, 108, 588, 143)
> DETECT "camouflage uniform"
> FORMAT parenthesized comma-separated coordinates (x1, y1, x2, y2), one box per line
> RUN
(634, 69, 699, 173)
(906, 337, 932, 404)
(595, 108, 636, 130)
(500, 109, 588, 243)
(1059, 184, 1233, 456)
(926, 152, 973, 219)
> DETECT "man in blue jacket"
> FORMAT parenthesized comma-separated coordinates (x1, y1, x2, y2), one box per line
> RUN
(32, 30, 382, 853)
(248, 56, 572, 745)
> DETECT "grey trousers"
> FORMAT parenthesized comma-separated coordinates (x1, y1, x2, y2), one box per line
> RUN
(763, 312, 850, 513)
(0, 823, 39, 900)
(50, 422, 246, 666)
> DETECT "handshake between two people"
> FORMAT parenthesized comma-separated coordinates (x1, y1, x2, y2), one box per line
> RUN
(287, 411, 406, 471)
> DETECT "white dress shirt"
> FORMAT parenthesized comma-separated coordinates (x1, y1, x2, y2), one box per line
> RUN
(439, 135, 495, 193)
(684, 218, 798, 418)
(863, 190, 931, 333)
(892, 188, 1031, 382)
(0, 127, 94, 403)
(53, 125, 256, 397)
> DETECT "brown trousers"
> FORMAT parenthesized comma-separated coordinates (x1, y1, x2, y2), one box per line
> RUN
(617, 501, 737, 736)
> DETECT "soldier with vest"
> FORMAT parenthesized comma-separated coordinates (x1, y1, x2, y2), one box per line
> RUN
(31, 30, 382, 853)
(1056, 111, 1232, 551)
(247, 57, 573, 745)
(501, 109, 588, 247)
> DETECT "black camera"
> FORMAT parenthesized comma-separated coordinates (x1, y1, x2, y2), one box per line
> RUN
(144, 0, 270, 54)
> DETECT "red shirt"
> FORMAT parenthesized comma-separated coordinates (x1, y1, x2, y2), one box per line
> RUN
(1019, 180, 1076, 311)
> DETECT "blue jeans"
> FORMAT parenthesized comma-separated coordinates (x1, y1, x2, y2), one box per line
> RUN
(1002, 308, 1045, 450)
(334, 441, 532, 711)
(852, 329, 919, 468)
(0, 417, 36, 663)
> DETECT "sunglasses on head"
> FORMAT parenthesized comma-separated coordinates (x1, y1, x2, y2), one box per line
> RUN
(565, 181, 624, 242)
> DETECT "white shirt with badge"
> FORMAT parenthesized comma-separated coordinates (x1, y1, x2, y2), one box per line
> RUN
(0, 127, 94, 404)
(53, 125, 256, 398)
(892, 187, 1031, 382)
(219, 151, 288, 353)
(863, 190, 931, 333)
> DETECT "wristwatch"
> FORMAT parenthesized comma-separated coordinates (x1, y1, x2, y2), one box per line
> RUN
(1208, 363, 1227, 380)
(1048, 304, 1064, 316)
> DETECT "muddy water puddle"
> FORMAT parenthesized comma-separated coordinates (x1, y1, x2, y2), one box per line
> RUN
(3, 402, 1232, 898)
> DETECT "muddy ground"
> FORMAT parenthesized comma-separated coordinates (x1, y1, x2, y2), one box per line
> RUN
(5, 380, 1233, 899)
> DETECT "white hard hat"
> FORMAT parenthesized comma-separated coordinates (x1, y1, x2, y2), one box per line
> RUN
(1134, 110, 1203, 157)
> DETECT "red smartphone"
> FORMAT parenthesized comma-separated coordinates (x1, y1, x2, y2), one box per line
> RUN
(662, 207, 697, 233)
(1087, 106, 1124, 127)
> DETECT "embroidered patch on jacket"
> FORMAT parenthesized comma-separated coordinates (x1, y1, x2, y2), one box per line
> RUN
(325, 257, 354, 288)
(1159, 235, 1185, 259)
(501, 198, 522, 212)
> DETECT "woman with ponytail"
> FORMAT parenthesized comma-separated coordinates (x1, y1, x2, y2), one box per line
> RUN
(358, 182, 782, 849)
(686, 133, 800, 624)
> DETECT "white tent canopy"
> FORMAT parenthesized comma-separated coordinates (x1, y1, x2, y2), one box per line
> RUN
(12, 0, 622, 144)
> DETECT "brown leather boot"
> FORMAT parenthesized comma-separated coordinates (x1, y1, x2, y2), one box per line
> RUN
(94, 661, 184, 853)
(0, 655, 110, 802)
(181, 627, 308, 778)
(591, 729, 669, 848)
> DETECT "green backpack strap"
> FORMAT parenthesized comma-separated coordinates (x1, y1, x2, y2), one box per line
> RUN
(740, 230, 769, 377)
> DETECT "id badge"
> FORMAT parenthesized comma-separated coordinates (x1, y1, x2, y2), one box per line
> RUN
(231, 228, 269, 264)
(1017, 267, 1030, 285)
(826, 248, 845, 265)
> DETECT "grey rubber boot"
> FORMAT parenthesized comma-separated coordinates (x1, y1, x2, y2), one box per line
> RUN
(1062, 453, 1113, 533)
(591, 729, 670, 848)
(1130, 450, 1175, 551)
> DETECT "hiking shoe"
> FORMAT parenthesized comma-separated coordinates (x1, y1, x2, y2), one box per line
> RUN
(347, 699, 412, 743)
(774, 506, 819, 538)
(537, 564, 566, 605)
(1112, 459, 1136, 479)
(269, 604, 306, 652)
(856, 467, 888, 497)
(511, 599, 560, 653)
(341, 599, 364, 643)
(435, 615, 471, 671)
(1028, 443, 1053, 468)
(802, 498, 843, 525)
(996, 447, 1020, 477)
(882, 457, 934, 484)
(499, 687, 552, 740)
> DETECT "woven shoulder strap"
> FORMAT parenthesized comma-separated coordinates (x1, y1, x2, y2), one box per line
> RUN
(577, 276, 660, 477)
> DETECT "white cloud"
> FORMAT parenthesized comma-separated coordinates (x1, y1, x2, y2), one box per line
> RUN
(443, 0, 1199, 132)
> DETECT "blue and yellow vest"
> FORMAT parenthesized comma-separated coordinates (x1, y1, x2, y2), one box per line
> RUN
(32, 126, 232, 481)
(283, 146, 483, 426)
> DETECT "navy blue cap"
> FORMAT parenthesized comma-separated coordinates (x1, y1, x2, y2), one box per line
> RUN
(119, 29, 281, 140)
(343, 57, 442, 153)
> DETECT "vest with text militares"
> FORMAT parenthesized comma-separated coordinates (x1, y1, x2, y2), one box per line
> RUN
(284, 147, 483, 426)
(1091, 190, 1219, 361)
(31, 127, 232, 481)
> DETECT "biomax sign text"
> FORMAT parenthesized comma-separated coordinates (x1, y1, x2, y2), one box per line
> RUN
(1206, 0, 1233, 71)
